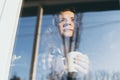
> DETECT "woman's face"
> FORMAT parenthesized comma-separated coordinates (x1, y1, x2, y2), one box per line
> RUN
(58, 11, 75, 37)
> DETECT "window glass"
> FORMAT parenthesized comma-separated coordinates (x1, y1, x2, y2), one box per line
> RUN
(36, 10, 120, 80)
(9, 9, 120, 80)
(9, 17, 37, 80)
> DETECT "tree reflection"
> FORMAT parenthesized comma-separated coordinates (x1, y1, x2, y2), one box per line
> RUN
(10, 75, 21, 80)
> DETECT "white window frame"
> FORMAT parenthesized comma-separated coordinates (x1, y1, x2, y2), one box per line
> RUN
(0, 0, 23, 80)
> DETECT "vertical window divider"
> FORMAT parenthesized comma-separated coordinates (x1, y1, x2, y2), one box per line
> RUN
(29, 6, 43, 80)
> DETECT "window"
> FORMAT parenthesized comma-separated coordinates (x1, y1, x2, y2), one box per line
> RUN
(9, 1, 120, 80)
(9, 17, 37, 80)
(36, 10, 120, 80)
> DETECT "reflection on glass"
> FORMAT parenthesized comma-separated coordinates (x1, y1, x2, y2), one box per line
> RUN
(36, 10, 120, 80)
(9, 17, 37, 80)
(8, 9, 120, 80)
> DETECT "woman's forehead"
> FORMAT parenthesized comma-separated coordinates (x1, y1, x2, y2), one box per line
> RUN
(59, 11, 74, 18)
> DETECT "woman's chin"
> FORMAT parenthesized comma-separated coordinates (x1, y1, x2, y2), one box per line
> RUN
(64, 32, 73, 37)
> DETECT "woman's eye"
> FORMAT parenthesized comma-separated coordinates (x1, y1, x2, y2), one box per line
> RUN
(59, 18, 65, 23)
(61, 18, 65, 22)
(71, 18, 74, 22)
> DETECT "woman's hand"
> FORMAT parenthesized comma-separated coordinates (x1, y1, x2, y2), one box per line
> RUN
(67, 51, 89, 74)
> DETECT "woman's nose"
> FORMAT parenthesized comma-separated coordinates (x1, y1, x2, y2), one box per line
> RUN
(63, 22, 72, 28)
(65, 19, 72, 26)
(66, 18, 71, 24)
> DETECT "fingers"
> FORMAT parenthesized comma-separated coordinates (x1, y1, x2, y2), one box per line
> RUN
(74, 53, 89, 74)
(74, 59, 89, 70)
(75, 64, 89, 74)
(74, 53, 89, 65)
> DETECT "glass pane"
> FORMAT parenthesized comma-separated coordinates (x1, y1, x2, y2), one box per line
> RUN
(36, 10, 120, 80)
(9, 16, 37, 80)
